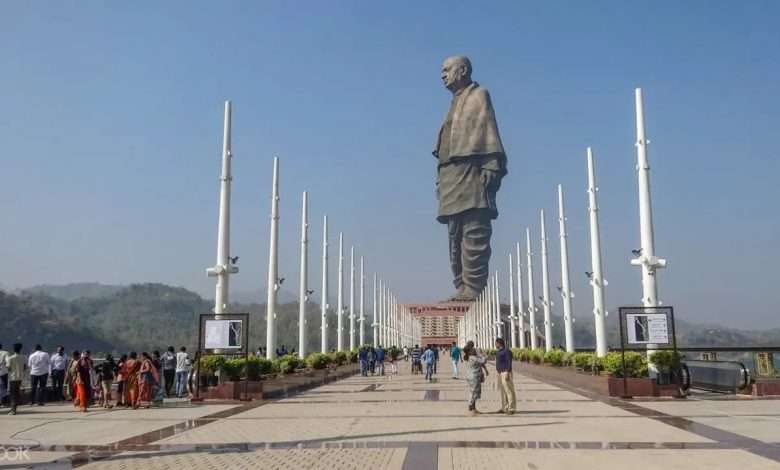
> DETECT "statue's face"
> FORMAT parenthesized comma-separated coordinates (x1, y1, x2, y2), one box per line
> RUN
(441, 58, 468, 92)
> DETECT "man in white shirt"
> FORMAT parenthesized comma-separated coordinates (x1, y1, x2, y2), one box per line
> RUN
(28, 344, 50, 406)
(175, 347, 190, 398)
(0, 344, 8, 407)
(49, 346, 67, 401)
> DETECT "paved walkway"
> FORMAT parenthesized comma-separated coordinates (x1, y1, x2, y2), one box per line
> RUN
(1, 359, 779, 469)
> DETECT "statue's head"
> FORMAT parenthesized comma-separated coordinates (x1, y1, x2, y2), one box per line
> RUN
(441, 55, 473, 93)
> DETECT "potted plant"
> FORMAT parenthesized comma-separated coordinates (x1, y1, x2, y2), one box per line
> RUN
(649, 351, 682, 385)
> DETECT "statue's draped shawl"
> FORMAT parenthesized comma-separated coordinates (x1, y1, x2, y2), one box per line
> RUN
(434, 82, 507, 171)
(433, 82, 508, 223)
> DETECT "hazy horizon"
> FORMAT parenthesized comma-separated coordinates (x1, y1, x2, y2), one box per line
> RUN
(2, 2, 779, 330)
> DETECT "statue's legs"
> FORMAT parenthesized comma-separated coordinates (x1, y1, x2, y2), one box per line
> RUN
(448, 209, 492, 300)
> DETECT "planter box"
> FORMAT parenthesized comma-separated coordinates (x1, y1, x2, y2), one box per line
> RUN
(608, 377, 654, 397)
(517, 361, 685, 398)
(750, 378, 780, 396)
(198, 363, 358, 401)
(201, 381, 263, 400)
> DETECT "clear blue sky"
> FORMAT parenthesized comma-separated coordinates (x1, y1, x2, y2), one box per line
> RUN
(2, 1, 778, 328)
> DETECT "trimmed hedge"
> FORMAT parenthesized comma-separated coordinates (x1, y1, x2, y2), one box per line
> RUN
(601, 351, 648, 378)
(543, 349, 565, 366)
(305, 352, 330, 370)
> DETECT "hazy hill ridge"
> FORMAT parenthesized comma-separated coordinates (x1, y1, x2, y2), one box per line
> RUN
(2, 283, 778, 354)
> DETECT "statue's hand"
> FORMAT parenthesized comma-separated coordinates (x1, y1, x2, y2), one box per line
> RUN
(480, 169, 498, 189)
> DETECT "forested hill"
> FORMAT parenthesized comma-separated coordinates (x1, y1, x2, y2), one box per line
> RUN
(2, 282, 778, 355)
(2, 283, 337, 355)
(0, 290, 119, 352)
(22, 282, 124, 301)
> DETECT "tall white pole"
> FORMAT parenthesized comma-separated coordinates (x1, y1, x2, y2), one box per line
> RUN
(508, 253, 516, 348)
(632, 88, 667, 368)
(265, 157, 280, 359)
(298, 191, 308, 359)
(206, 101, 238, 323)
(373, 274, 378, 347)
(631, 88, 667, 306)
(482, 290, 488, 347)
(349, 246, 355, 350)
(494, 272, 502, 339)
(321, 215, 328, 353)
(526, 228, 537, 349)
(379, 280, 384, 346)
(337, 233, 344, 351)
(359, 256, 365, 346)
(587, 148, 608, 357)
(516, 242, 526, 348)
(558, 185, 575, 353)
(540, 210, 553, 352)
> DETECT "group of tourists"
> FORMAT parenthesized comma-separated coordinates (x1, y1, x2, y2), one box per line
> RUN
(358, 345, 398, 376)
(405, 339, 515, 416)
(408, 344, 440, 381)
(0, 343, 192, 415)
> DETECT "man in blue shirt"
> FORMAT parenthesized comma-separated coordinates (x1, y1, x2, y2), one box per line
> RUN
(376, 346, 385, 376)
(358, 347, 368, 376)
(450, 342, 462, 379)
(494, 338, 516, 414)
(422, 345, 435, 382)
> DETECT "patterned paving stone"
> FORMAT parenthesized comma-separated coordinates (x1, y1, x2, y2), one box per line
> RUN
(439, 448, 780, 470)
(77, 448, 406, 470)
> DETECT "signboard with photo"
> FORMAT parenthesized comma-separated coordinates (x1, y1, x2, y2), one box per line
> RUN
(204, 319, 243, 349)
(619, 306, 675, 348)
(198, 313, 249, 354)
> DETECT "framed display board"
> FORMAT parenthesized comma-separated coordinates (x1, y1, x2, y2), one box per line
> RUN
(199, 313, 249, 354)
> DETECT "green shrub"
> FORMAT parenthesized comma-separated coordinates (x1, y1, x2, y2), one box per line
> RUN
(347, 350, 359, 364)
(649, 351, 683, 372)
(199, 355, 225, 376)
(529, 349, 545, 364)
(220, 358, 245, 381)
(484, 348, 497, 359)
(562, 351, 576, 367)
(246, 356, 273, 379)
(275, 355, 302, 374)
(305, 352, 329, 370)
(601, 351, 648, 378)
(511, 348, 531, 361)
(573, 352, 600, 371)
(543, 349, 565, 366)
(331, 351, 348, 366)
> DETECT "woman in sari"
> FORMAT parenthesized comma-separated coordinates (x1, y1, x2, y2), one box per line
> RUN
(74, 352, 93, 412)
(124, 352, 141, 409)
(463, 341, 488, 416)
(138, 352, 159, 409)
(64, 350, 81, 408)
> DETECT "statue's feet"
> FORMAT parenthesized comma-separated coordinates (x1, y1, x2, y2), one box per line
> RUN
(447, 286, 479, 302)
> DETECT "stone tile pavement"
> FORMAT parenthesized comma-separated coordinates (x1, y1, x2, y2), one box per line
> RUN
(1, 359, 779, 469)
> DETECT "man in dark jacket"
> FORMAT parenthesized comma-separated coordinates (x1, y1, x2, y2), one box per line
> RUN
(494, 338, 516, 414)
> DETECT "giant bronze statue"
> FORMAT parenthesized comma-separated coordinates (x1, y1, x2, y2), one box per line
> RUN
(433, 56, 507, 301)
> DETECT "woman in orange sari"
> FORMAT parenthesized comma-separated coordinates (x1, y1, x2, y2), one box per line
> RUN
(64, 350, 81, 408)
(124, 352, 141, 409)
(74, 352, 93, 412)
(138, 352, 159, 409)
